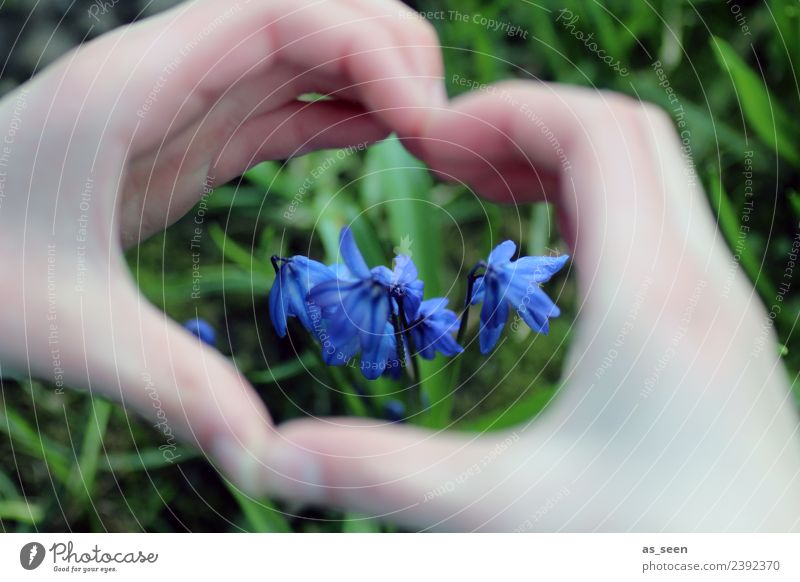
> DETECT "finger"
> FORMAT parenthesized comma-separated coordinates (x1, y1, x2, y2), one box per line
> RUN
(46, 0, 439, 154)
(345, 0, 446, 101)
(213, 99, 389, 177)
(261, 418, 567, 531)
(419, 81, 721, 274)
(120, 99, 389, 247)
(103, 283, 275, 495)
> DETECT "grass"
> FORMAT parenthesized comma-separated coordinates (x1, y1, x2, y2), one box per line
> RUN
(1, 0, 798, 532)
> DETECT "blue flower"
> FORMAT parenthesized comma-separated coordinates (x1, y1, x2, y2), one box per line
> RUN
(372, 254, 424, 316)
(408, 298, 463, 360)
(308, 228, 415, 380)
(183, 318, 216, 346)
(269, 256, 336, 337)
(470, 241, 569, 354)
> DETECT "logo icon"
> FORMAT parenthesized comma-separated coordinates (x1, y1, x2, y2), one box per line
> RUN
(20, 542, 46, 570)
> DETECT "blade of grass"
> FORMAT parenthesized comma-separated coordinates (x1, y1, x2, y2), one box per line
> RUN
(65, 399, 112, 502)
(0, 500, 44, 525)
(102, 448, 197, 473)
(227, 485, 291, 533)
(707, 168, 779, 305)
(342, 512, 381, 532)
(712, 36, 800, 166)
(209, 222, 270, 275)
(247, 351, 318, 384)
(458, 385, 557, 432)
(0, 406, 70, 483)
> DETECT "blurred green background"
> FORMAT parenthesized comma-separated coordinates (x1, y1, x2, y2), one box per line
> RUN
(0, 0, 798, 532)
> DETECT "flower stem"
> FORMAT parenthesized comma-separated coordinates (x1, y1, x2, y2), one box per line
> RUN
(457, 261, 486, 345)
(395, 294, 420, 386)
(270, 255, 289, 273)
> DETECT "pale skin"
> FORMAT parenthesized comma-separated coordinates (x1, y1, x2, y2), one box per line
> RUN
(1, 0, 797, 531)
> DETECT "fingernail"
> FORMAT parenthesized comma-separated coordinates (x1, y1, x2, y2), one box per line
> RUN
(266, 443, 326, 504)
(210, 437, 264, 497)
(428, 78, 448, 108)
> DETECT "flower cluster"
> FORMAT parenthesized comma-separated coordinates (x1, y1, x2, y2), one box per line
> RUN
(269, 227, 568, 380)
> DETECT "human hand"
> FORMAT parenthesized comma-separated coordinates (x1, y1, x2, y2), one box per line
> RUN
(260, 82, 800, 531)
(0, 0, 444, 492)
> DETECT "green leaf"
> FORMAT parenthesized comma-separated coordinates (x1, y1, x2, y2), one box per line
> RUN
(102, 448, 197, 473)
(244, 161, 281, 191)
(527, 203, 553, 256)
(707, 168, 777, 304)
(209, 222, 270, 276)
(0, 500, 44, 525)
(66, 399, 113, 503)
(458, 385, 557, 432)
(228, 486, 291, 533)
(712, 36, 800, 166)
(0, 405, 70, 484)
(247, 351, 318, 384)
(342, 512, 381, 532)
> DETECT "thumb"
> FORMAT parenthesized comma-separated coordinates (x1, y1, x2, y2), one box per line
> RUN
(87, 281, 274, 496)
(261, 418, 568, 531)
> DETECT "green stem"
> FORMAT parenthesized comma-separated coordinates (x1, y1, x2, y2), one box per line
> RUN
(395, 294, 420, 386)
(457, 262, 486, 345)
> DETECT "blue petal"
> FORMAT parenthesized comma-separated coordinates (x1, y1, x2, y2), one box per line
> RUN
(360, 323, 394, 380)
(370, 265, 395, 287)
(401, 279, 424, 318)
(517, 288, 561, 334)
(470, 276, 485, 305)
(433, 332, 463, 357)
(479, 322, 505, 354)
(514, 254, 570, 283)
(418, 297, 448, 318)
(292, 256, 337, 287)
(480, 276, 510, 330)
(488, 240, 516, 265)
(355, 285, 391, 354)
(339, 227, 371, 279)
(307, 279, 361, 315)
(392, 255, 418, 284)
(268, 270, 289, 337)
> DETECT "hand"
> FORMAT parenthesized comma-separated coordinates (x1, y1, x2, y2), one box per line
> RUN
(0, 0, 444, 492)
(261, 82, 800, 531)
